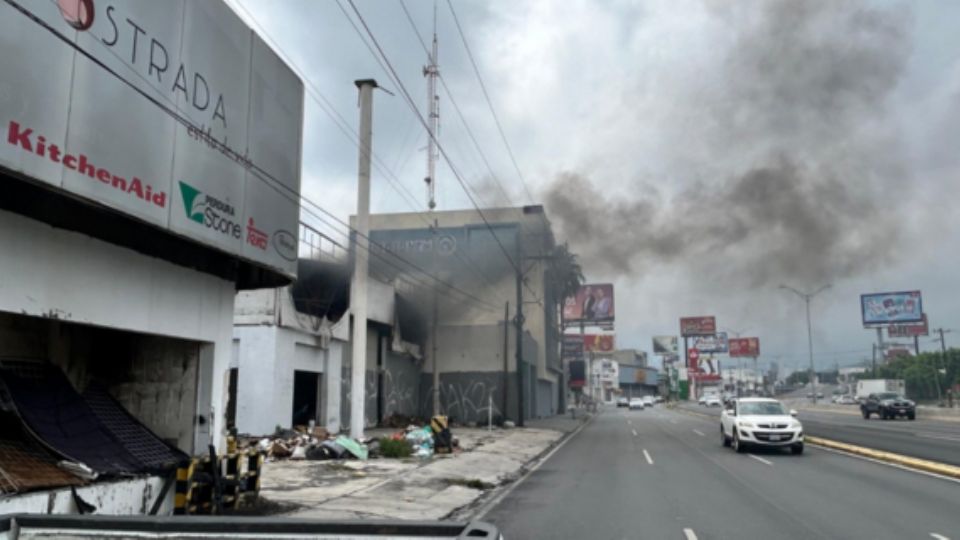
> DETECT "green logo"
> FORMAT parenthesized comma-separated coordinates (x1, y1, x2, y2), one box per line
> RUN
(178, 181, 204, 224)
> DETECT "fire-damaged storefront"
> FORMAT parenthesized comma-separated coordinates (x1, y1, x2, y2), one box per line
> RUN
(0, 0, 303, 514)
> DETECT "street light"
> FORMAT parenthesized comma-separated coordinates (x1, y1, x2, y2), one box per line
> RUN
(779, 283, 832, 404)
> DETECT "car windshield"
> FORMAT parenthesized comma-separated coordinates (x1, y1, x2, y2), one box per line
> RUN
(5, 0, 960, 538)
(738, 402, 787, 416)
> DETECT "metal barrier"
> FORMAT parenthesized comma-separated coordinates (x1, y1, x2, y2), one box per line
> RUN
(173, 443, 264, 516)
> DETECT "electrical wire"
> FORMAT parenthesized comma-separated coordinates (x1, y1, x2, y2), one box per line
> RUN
(7, 0, 501, 313)
(399, 0, 514, 207)
(445, 0, 536, 204)
(345, 0, 544, 306)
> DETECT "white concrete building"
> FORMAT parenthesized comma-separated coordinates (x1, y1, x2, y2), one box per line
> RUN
(0, 0, 304, 513)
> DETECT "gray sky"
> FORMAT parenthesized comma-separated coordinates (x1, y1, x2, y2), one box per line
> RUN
(228, 0, 960, 374)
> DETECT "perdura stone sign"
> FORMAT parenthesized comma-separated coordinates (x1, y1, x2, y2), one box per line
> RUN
(0, 0, 304, 278)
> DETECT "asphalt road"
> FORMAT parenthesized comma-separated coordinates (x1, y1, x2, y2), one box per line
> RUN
(483, 407, 960, 540)
(685, 402, 960, 466)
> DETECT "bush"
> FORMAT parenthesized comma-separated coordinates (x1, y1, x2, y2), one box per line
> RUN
(379, 438, 413, 458)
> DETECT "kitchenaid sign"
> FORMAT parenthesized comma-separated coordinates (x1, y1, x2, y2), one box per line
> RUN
(0, 0, 303, 278)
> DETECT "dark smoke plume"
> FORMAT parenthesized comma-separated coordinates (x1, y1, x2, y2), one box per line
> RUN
(544, 0, 912, 288)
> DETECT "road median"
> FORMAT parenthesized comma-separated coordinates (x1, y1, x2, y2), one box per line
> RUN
(805, 436, 960, 480)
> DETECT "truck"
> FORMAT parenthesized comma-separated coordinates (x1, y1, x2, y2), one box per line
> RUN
(856, 379, 906, 401)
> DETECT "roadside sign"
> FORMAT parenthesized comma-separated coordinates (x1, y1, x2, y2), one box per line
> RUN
(688, 348, 700, 372)
(680, 316, 716, 336)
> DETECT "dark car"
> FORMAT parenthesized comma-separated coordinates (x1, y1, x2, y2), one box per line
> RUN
(861, 392, 915, 420)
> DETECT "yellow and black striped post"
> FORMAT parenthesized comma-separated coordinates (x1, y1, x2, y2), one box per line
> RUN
(173, 460, 195, 515)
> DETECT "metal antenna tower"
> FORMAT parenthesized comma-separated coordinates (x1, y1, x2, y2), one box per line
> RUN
(423, 2, 439, 210)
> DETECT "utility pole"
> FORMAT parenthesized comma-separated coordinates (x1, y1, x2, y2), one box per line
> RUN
(350, 79, 378, 440)
(502, 302, 509, 419)
(780, 284, 831, 404)
(515, 262, 525, 426)
(872, 343, 877, 378)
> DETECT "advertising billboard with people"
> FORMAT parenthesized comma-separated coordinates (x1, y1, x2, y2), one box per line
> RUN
(563, 283, 615, 323)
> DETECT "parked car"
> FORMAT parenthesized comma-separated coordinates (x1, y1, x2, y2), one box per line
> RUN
(629, 398, 645, 410)
(655, 395, 664, 403)
(720, 398, 804, 454)
(642, 395, 656, 408)
(698, 395, 708, 406)
(837, 395, 857, 405)
(704, 396, 722, 407)
(616, 397, 629, 408)
(861, 392, 915, 420)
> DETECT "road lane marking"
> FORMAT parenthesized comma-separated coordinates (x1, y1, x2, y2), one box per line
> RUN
(627, 419, 632, 425)
(643, 449, 654, 465)
(632, 429, 638, 436)
(748, 454, 773, 466)
(917, 432, 960, 443)
(683, 529, 698, 540)
(930, 533, 950, 540)
(693, 429, 705, 436)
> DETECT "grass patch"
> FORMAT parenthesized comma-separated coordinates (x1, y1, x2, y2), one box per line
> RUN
(379, 438, 413, 458)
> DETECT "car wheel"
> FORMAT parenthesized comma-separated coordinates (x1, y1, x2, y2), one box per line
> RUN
(791, 443, 804, 455)
(721, 426, 731, 447)
(861, 409, 869, 419)
(732, 430, 746, 453)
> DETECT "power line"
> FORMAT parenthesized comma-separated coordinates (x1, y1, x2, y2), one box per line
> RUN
(399, 0, 514, 207)
(446, 0, 536, 204)
(345, 0, 543, 306)
(232, 0, 502, 296)
(8, 0, 500, 314)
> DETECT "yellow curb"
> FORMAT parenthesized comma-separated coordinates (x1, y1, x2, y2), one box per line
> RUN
(806, 436, 960, 479)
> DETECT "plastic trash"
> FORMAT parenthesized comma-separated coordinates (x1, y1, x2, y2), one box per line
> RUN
(320, 440, 347, 459)
(334, 436, 369, 460)
(291, 446, 306, 460)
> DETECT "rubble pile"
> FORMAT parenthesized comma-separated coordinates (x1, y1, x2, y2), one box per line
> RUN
(240, 418, 458, 463)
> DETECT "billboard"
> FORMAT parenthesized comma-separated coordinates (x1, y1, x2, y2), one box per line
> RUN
(0, 1, 304, 278)
(680, 316, 716, 336)
(583, 334, 615, 353)
(562, 336, 584, 359)
(652, 336, 679, 355)
(693, 333, 729, 354)
(729, 337, 760, 357)
(563, 283, 615, 323)
(861, 291, 923, 325)
(888, 314, 929, 338)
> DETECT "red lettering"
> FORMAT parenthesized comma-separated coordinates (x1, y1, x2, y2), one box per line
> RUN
(48, 144, 62, 163)
(153, 191, 166, 208)
(111, 175, 127, 191)
(127, 177, 144, 198)
(63, 154, 77, 170)
(96, 168, 111, 183)
(77, 154, 96, 177)
(7, 121, 32, 150)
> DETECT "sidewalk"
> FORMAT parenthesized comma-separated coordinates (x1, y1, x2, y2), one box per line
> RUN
(257, 413, 588, 521)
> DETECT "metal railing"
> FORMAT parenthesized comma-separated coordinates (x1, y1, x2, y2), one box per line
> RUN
(299, 222, 346, 262)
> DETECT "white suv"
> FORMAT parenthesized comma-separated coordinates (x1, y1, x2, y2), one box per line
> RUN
(720, 398, 804, 455)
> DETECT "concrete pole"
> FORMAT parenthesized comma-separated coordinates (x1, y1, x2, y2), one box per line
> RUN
(350, 79, 377, 440)
(805, 296, 817, 404)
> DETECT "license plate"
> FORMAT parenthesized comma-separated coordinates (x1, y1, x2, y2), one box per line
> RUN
(899, 409, 907, 414)
(768, 435, 781, 441)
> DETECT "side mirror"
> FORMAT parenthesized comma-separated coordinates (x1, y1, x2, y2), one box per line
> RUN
(789, 409, 798, 417)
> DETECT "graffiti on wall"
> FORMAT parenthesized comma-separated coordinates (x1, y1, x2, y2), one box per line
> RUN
(421, 374, 503, 424)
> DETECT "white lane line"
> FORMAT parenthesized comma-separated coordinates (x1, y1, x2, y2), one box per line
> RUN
(930, 533, 950, 540)
(693, 429, 705, 437)
(917, 432, 960, 443)
(632, 429, 638, 436)
(643, 449, 654, 465)
(748, 454, 773, 466)
(683, 528, 698, 540)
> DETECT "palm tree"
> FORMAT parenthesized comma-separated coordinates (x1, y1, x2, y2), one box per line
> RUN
(548, 242, 585, 312)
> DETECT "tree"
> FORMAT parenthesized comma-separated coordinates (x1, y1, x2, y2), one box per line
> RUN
(547, 242, 585, 317)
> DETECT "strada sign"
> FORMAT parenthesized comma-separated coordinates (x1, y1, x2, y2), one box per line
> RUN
(888, 314, 929, 338)
(0, 0, 304, 278)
